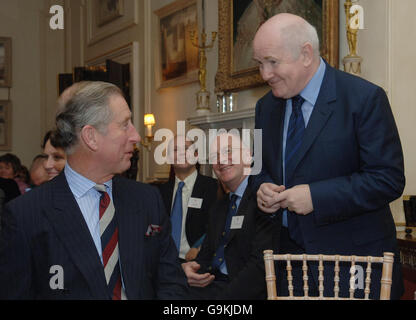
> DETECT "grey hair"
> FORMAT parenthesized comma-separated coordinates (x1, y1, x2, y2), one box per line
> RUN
(280, 18, 320, 59)
(55, 81, 123, 154)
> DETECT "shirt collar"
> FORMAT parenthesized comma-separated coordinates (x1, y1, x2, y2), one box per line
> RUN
(175, 169, 198, 189)
(64, 163, 112, 198)
(230, 176, 249, 200)
(299, 57, 326, 106)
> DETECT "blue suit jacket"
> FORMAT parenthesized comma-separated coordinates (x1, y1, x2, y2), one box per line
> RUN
(0, 173, 189, 299)
(250, 62, 405, 299)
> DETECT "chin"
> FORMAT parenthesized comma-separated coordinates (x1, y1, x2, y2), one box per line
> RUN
(48, 173, 59, 180)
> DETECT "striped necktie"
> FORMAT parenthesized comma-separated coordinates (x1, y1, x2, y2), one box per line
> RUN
(94, 184, 126, 300)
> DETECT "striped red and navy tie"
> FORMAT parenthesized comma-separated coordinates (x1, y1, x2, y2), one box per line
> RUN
(95, 184, 126, 300)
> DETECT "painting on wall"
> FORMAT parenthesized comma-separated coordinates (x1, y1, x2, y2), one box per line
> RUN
(97, 0, 124, 27)
(155, 0, 199, 88)
(0, 101, 12, 151)
(0, 37, 12, 88)
(216, 0, 339, 92)
(87, 0, 138, 45)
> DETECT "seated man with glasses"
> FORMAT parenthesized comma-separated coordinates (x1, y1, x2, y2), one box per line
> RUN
(181, 131, 281, 299)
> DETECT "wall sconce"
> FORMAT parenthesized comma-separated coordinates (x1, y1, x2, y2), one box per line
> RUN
(141, 113, 155, 150)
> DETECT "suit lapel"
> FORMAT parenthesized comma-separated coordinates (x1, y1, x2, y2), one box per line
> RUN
(286, 64, 337, 183)
(45, 173, 109, 298)
(112, 176, 145, 298)
(268, 96, 286, 184)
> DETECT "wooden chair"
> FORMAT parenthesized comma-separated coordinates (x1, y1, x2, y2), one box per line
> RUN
(264, 250, 394, 300)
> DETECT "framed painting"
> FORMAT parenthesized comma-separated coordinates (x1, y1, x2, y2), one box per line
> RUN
(216, 0, 339, 92)
(0, 101, 12, 151)
(154, 0, 199, 89)
(0, 37, 12, 88)
(97, 0, 124, 27)
(87, 0, 138, 46)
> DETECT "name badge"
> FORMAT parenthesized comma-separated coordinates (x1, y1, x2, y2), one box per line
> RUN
(188, 197, 203, 209)
(230, 216, 244, 230)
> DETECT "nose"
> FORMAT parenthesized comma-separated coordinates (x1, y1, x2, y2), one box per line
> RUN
(44, 157, 54, 170)
(129, 124, 141, 144)
(260, 64, 273, 82)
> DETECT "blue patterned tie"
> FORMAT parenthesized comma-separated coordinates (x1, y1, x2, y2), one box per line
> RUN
(171, 181, 185, 251)
(211, 194, 238, 271)
(284, 95, 305, 245)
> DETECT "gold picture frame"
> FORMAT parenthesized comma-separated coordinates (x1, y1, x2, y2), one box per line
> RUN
(0, 100, 12, 151)
(154, 0, 199, 89)
(215, 0, 339, 93)
(0, 37, 12, 88)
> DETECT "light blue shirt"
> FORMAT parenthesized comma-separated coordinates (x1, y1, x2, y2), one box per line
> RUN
(282, 58, 326, 227)
(64, 163, 113, 263)
(220, 176, 249, 275)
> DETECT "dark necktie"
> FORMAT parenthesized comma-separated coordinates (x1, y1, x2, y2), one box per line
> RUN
(171, 181, 185, 251)
(285, 95, 306, 172)
(94, 184, 126, 300)
(284, 95, 305, 246)
(211, 194, 238, 271)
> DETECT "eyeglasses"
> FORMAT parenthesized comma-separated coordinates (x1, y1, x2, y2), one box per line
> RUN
(209, 147, 241, 163)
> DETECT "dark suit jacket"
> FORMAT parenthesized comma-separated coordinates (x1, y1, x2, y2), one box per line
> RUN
(195, 185, 280, 300)
(0, 172, 189, 300)
(250, 61, 405, 299)
(157, 173, 218, 247)
(0, 177, 21, 204)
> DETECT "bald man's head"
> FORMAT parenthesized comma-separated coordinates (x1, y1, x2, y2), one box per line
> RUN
(252, 13, 321, 98)
(254, 13, 320, 60)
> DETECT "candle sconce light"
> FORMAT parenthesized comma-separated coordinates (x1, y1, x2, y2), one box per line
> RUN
(141, 113, 156, 151)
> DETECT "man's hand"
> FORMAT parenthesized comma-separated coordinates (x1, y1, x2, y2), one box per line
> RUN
(277, 184, 314, 215)
(181, 261, 215, 287)
(257, 183, 286, 213)
(185, 247, 201, 261)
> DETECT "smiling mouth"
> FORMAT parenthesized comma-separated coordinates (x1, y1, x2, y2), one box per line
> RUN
(219, 165, 233, 172)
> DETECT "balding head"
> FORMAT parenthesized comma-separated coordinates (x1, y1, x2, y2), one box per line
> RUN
(252, 13, 321, 99)
(254, 13, 320, 60)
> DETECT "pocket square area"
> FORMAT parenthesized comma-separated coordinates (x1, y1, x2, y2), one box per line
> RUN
(145, 224, 162, 237)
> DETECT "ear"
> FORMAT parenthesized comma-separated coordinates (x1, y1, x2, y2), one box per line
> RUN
(301, 43, 314, 67)
(80, 125, 99, 152)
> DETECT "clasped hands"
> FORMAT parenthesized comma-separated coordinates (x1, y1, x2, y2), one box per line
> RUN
(257, 183, 314, 215)
(182, 261, 215, 287)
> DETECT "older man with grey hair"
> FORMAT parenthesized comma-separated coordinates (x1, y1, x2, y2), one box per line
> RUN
(0, 81, 189, 300)
(251, 13, 404, 299)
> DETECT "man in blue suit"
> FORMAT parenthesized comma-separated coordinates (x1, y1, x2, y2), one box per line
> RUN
(0, 81, 189, 299)
(251, 13, 405, 299)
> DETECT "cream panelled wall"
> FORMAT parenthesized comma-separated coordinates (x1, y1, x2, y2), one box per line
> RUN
(0, 0, 65, 167)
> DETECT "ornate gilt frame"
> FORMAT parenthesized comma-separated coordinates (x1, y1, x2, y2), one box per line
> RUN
(215, 0, 339, 93)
